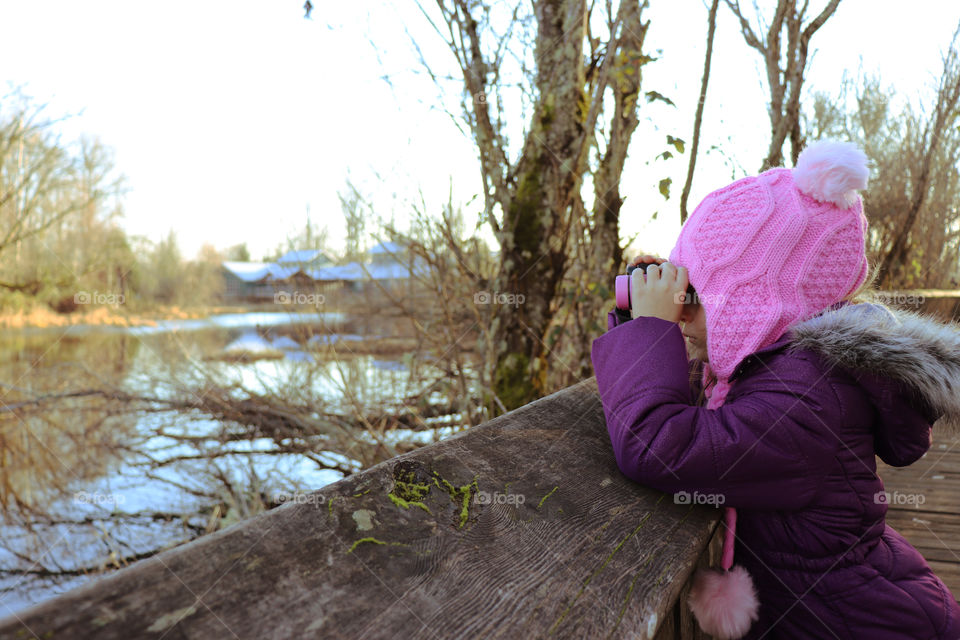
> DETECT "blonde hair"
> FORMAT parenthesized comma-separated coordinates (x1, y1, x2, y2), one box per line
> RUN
(843, 256, 883, 305)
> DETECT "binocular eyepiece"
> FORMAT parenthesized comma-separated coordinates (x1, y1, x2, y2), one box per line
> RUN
(614, 262, 697, 311)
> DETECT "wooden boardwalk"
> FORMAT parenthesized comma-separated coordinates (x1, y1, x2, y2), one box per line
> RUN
(878, 430, 960, 601)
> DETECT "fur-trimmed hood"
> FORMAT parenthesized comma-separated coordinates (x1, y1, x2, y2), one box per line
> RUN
(787, 301, 960, 437)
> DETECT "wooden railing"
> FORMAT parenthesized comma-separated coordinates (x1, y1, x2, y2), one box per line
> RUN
(0, 378, 724, 639)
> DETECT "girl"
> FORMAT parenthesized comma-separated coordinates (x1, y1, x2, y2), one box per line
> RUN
(591, 140, 960, 639)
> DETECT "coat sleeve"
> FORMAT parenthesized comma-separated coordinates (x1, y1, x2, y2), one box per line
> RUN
(590, 316, 841, 510)
(606, 308, 704, 401)
(860, 374, 934, 467)
(608, 308, 633, 331)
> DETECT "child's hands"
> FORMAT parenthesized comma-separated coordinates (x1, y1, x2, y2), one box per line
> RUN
(630, 261, 689, 323)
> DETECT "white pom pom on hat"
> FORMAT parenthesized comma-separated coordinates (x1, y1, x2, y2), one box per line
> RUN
(792, 139, 869, 209)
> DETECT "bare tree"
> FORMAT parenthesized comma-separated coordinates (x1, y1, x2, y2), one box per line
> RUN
(680, 0, 720, 224)
(804, 39, 960, 308)
(338, 179, 368, 263)
(0, 93, 103, 260)
(876, 25, 960, 288)
(0, 91, 128, 303)
(414, 0, 654, 410)
(725, 0, 841, 170)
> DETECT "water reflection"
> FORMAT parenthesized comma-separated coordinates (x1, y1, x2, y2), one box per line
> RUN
(0, 312, 476, 614)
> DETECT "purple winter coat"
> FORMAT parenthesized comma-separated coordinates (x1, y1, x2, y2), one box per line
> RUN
(591, 301, 960, 639)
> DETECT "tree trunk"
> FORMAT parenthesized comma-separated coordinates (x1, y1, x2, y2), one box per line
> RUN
(492, 0, 587, 410)
(423, 0, 652, 411)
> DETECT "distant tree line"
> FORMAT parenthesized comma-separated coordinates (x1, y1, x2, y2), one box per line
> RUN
(0, 88, 232, 312)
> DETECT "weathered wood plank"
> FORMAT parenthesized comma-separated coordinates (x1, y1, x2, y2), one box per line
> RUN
(879, 433, 960, 602)
(654, 524, 723, 640)
(0, 379, 721, 639)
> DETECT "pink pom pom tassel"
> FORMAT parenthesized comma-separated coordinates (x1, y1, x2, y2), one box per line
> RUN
(688, 507, 759, 639)
(688, 565, 760, 639)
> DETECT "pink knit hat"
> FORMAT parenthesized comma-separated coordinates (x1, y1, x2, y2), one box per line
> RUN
(670, 140, 870, 639)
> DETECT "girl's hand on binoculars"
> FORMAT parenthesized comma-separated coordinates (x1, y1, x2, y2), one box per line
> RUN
(630, 262, 689, 323)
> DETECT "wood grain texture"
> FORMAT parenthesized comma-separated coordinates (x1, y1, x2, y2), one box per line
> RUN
(0, 379, 720, 639)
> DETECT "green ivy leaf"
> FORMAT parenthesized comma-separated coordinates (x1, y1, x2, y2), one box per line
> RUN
(645, 91, 675, 107)
(656, 150, 673, 161)
(667, 135, 686, 154)
(659, 178, 672, 200)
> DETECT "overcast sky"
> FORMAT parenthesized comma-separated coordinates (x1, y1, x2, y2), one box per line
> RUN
(2, 1, 959, 261)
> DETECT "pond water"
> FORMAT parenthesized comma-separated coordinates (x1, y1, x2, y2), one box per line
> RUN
(0, 311, 473, 616)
